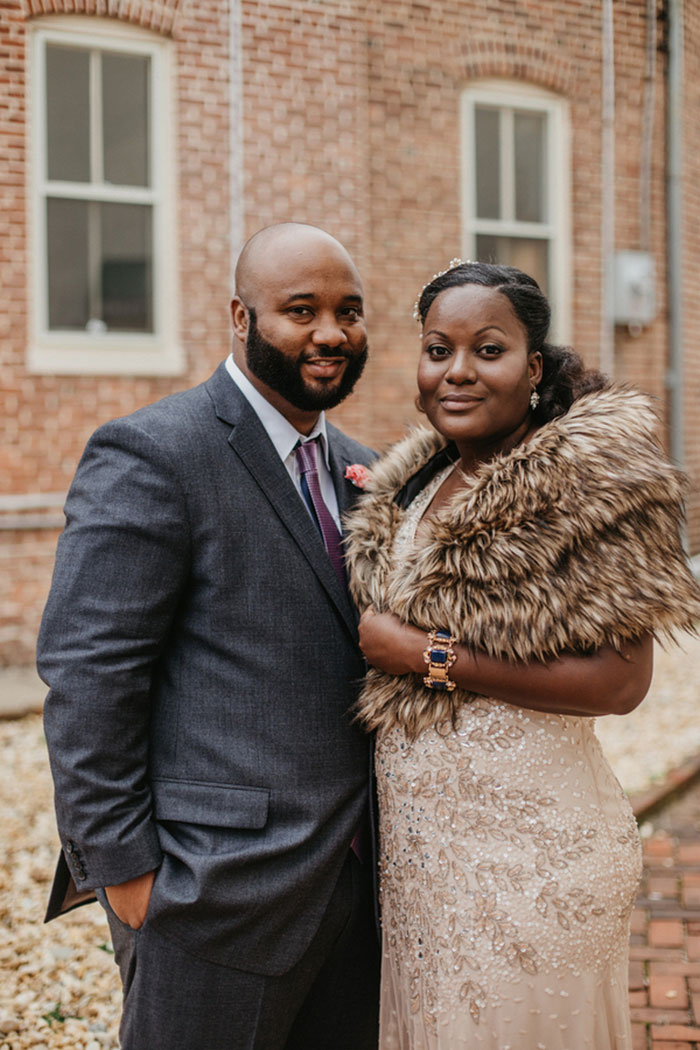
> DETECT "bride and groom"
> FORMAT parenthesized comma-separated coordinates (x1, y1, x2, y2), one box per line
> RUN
(39, 222, 699, 1049)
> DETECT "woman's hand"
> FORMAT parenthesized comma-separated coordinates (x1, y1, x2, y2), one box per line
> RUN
(358, 607, 426, 676)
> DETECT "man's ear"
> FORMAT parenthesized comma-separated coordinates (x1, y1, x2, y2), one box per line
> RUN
(230, 296, 249, 340)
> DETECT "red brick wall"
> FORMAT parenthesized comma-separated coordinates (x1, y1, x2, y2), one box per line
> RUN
(237, 0, 372, 436)
(0, 528, 61, 662)
(1, 0, 697, 663)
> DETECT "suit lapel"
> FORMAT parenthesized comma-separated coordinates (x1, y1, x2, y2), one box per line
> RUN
(206, 366, 358, 637)
(327, 432, 364, 527)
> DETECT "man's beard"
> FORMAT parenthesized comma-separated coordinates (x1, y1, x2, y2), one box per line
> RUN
(245, 310, 368, 412)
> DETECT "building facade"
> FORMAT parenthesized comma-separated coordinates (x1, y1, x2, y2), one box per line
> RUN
(1, 0, 698, 663)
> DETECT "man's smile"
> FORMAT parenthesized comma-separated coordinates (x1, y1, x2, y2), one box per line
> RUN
(303, 356, 349, 380)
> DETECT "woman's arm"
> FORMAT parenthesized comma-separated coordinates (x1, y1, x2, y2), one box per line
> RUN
(357, 609, 653, 717)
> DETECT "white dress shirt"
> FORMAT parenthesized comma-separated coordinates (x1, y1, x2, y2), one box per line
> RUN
(225, 354, 341, 528)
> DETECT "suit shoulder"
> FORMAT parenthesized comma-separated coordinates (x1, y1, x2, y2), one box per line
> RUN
(327, 424, 376, 465)
(91, 379, 212, 447)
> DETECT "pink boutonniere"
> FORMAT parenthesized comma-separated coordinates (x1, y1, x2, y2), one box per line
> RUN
(345, 463, 370, 489)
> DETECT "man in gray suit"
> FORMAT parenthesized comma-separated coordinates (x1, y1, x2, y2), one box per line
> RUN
(38, 223, 379, 1050)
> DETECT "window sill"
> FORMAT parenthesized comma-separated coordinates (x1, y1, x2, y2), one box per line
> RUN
(27, 338, 186, 377)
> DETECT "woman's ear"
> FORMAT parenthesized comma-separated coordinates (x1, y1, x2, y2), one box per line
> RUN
(529, 350, 543, 386)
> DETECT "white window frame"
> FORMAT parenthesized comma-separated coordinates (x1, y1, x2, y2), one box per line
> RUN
(28, 16, 183, 376)
(461, 80, 572, 344)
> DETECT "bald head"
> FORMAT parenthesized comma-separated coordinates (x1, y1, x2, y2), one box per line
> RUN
(234, 223, 361, 306)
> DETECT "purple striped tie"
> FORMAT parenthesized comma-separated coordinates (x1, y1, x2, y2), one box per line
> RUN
(294, 439, 347, 589)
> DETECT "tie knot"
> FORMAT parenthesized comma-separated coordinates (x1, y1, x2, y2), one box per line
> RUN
(295, 438, 319, 476)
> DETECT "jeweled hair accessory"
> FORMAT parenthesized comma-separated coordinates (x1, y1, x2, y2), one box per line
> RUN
(413, 258, 474, 322)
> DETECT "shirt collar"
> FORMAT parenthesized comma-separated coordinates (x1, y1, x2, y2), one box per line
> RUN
(225, 354, 331, 468)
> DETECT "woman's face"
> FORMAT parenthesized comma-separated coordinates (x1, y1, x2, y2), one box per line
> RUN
(417, 283, 542, 455)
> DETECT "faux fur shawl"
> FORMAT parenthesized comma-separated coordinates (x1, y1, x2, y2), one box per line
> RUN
(344, 385, 700, 737)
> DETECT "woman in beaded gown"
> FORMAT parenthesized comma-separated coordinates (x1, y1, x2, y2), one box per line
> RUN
(343, 262, 700, 1050)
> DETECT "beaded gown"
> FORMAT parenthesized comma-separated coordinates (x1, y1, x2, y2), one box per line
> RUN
(375, 467, 643, 1050)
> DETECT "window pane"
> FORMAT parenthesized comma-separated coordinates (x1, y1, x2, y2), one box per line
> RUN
(47, 200, 153, 332)
(103, 53, 150, 187)
(514, 111, 546, 223)
(47, 198, 90, 328)
(46, 46, 90, 182)
(474, 107, 500, 219)
(101, 203, 153, 331)
(476, 235, 549, 294)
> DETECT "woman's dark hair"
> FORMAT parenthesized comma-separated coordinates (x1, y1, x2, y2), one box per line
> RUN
(416, 261, 607, 423)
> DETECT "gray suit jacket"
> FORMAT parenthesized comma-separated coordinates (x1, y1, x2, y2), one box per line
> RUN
(38, 362, 375, 975)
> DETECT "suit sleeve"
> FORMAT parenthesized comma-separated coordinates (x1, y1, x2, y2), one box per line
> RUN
(38, 417, 191, 889)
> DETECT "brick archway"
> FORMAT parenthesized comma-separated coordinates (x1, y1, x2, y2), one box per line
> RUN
(22, 0, 185, 36)
(459, 40, 575, 98)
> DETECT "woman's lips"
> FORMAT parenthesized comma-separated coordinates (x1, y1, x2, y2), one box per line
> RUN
(439, 394, 483, 411)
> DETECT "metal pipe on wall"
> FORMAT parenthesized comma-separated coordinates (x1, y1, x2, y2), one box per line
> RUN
(639, 0, 657, 253)
(666, 0, 685, 477)
(600, 0, 616, 377)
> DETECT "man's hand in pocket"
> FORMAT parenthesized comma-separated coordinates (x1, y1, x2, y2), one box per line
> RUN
(105, 869, 156, 930)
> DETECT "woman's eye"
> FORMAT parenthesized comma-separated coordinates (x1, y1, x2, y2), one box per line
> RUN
(479, 343, 504, 357)
(426, 344, 450, 359)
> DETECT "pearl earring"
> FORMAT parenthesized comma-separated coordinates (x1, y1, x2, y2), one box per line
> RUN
(529, 389, 540, 410)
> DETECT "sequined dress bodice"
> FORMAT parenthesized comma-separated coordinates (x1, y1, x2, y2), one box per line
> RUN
(375, 469, 642, 1050)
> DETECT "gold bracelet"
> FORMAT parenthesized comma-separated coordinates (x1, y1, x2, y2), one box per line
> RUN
(423, 628, 457, 692)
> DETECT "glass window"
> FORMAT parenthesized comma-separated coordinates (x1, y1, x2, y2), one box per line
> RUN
(474, 107, 501, 220)
(46, 46, 91, 183)
(101, 202, 153, 331)
(46, 197, 89, 328)
(475, 235, 549, 294)
(102, 52, 150, 187)
(47, 199, 152, 332)
(462, 84, 571, 341)
(43, 43, 153, 335)
(514, 111, 546, 223)
(30, 23, 181, 375)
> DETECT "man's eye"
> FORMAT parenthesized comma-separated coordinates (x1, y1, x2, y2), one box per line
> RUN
(341, 307, 362, 320)
(288, 306, 312, 317)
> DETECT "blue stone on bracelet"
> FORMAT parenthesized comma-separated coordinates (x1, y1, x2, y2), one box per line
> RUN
(431, 650, 448, 664)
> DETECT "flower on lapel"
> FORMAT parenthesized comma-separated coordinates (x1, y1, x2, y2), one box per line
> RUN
(345, 463, 370, 489)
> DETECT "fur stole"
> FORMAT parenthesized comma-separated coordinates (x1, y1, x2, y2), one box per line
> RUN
(344, 385, 700, 738)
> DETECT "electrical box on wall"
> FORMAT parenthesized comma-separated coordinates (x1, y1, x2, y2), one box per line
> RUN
(613, 251, 656, 327)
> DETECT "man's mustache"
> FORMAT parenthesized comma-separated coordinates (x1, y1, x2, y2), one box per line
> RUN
(302, 344, 367, 360)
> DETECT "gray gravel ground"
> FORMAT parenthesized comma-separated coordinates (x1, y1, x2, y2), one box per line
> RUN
(0, 632, 698, 1048)
(1, 714, 121, 1049)
(0, 667, 44, 720)
(595, 630, 700, 796)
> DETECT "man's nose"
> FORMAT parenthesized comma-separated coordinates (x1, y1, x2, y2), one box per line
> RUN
(311, 314, 348, 348)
